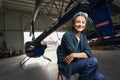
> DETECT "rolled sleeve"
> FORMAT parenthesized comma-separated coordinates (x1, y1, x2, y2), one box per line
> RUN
(83, 34, 93, 57)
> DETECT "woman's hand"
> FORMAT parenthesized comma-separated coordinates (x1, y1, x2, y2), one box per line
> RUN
(64, 54, 74, 64)
(64, 52, 88, 64)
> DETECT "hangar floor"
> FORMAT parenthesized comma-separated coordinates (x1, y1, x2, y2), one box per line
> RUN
(0, 45, 120, 80)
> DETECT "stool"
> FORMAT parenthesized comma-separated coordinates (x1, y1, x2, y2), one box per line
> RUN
(57, 71, 77, 80)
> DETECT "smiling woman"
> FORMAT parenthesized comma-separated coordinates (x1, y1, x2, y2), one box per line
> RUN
(57, 12, 105, 80)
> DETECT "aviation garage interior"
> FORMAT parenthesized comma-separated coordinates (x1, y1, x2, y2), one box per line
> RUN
(0, 0, 120, 80)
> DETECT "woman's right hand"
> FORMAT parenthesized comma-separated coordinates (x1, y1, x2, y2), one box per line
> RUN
(64, 53, 75, 64)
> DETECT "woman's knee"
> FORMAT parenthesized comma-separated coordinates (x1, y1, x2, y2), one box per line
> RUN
(87, 58, 98, 68)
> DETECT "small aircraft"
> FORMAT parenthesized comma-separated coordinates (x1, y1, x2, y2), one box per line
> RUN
(20, 0, 116, 67)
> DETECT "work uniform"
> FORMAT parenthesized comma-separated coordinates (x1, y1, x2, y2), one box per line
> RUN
(57, 28, 105, 80)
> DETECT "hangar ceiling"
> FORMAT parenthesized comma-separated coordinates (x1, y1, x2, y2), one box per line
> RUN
(1, 0, 120, 32)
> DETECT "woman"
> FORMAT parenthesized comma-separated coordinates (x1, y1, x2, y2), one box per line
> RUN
(57, 12, 105, 80)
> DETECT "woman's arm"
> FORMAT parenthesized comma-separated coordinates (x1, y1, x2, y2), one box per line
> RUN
(64, 34, 92, 64)
(82, 34, 93, 57)
(64, 52, 88, 64)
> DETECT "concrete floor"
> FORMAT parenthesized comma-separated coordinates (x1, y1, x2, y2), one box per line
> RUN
(0, 45, 120, 80)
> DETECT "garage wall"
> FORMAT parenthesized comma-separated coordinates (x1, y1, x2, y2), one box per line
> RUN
(0, 9, 32, 53)
(0, 12, 4, 50)
(5, 10, 23, 52)
(0, 9, 56, 53)
(0, 12, 4, 30)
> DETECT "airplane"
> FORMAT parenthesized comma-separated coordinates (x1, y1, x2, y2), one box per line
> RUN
(20, 0, 116, 67)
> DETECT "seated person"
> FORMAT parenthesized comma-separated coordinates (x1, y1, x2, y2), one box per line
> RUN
(57, 12, 105, 80)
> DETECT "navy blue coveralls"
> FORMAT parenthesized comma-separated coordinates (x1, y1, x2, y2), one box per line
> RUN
(57, 29, 105, 80)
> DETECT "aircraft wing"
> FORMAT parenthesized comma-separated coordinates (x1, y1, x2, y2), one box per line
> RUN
(89, 0, 116, 37)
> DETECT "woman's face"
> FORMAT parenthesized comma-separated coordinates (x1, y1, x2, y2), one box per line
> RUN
(73, 16, 87, 32)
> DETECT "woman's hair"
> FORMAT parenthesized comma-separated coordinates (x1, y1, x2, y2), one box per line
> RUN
(73, 12, 88, 21)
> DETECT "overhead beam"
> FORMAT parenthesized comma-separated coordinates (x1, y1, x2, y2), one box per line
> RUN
(4, 3, 34, 12)
(3, 0, 34, 7)
(13, 0, 35, 4)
